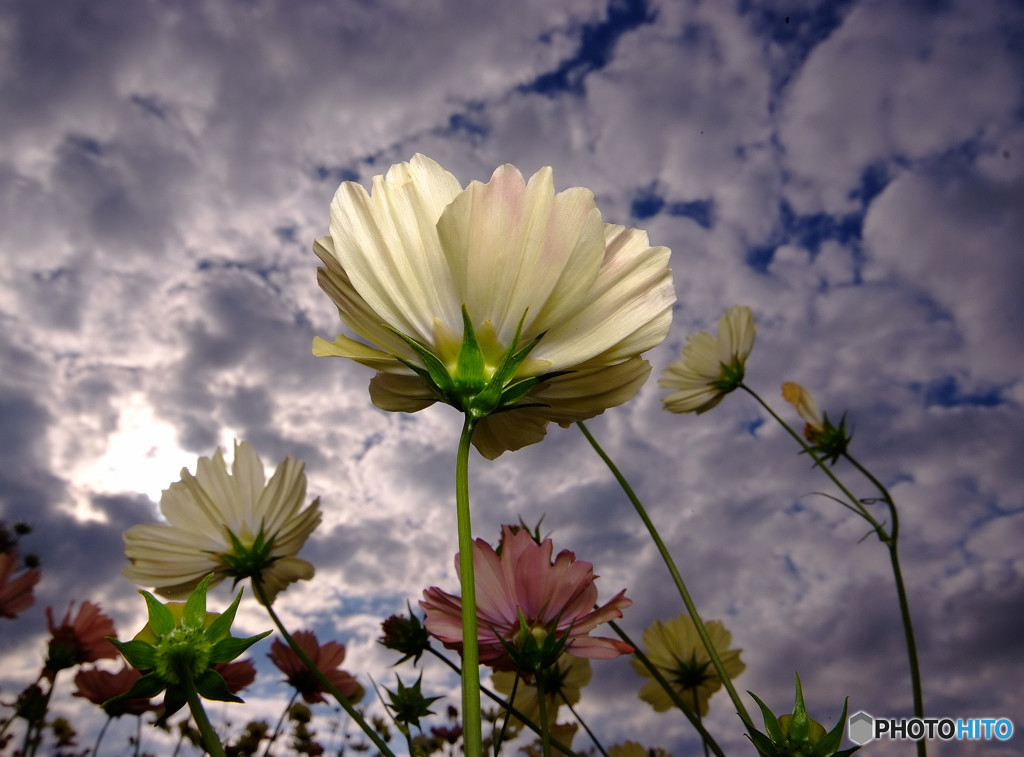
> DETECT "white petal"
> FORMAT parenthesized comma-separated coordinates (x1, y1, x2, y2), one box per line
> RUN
(369, 372, 439, 412)
(436, 164, 604, 344)
(327, 155, 462, 343)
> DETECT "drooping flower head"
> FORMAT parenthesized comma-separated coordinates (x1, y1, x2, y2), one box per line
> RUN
(313, 155, 675, 459)
(0, 551, 41, 620)
(781, 383, 852, 465)
(268, 630, 364, 705)
(632, 614, 745, 717)
(660, 306, 755, 414)
(420, 525, 632, 672)
(122, 441, 321, 603)
(43, 601, 119, 680)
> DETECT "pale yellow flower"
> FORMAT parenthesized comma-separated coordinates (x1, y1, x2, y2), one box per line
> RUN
(632, 615, 745, 717)
(491, 656, 591, 731)
(608, 742, 673, 757)
(123, 441, 321, 603)
(781, 382, 824, 433)
(313, 155, 675, 459)
(660, 306, 755, 413)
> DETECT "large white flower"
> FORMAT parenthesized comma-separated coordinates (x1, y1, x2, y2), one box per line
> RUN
(313, 155, 675, 459)
(122, 441, 321, 603)
(660, 305, 756, 414)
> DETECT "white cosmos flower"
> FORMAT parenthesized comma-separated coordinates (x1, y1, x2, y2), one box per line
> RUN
(660, 305, 756, 414)
(122, 441, 321, 603)
(313, 154, 675, 459)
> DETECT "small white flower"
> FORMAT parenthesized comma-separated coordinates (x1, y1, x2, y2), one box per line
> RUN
(313, 155, 675, 459)
(660, 305, 755, 414)
(123, 441, 321, 603)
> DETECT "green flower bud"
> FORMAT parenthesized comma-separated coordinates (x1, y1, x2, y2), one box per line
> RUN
(747, 673, 861, 757)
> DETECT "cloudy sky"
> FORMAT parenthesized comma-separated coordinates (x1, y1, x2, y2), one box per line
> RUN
(1, 0, 1022, 755)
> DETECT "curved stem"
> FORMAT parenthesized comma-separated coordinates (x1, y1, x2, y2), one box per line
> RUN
(261, 690, 298, 757)
(843, 454, 925, 757)
(607, 620, 727, 757)
(90, 715, 112, 757)
(740, 386, 889, 540)
(180, 666, 226, 757)
(535, 671, 552, 757)
(456, 414, 482, 755)
(493, 671, 520, 756)
(254, 581, 395, 757)
(577, 421, 756, 737)
(560, 696, 608, 757)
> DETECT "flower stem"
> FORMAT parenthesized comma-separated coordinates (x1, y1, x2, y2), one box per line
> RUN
(745, 385, 925, 757)
(89, 715, 112, 757)
(456, 413, 483, 755)
(843, 453, 926, 757)
(180, 666, 227, 757)
(560, 695, 609, 757)
(577, 421, 756, 737)
(535, 671, 552, 757)
(254, 581, 396, 757)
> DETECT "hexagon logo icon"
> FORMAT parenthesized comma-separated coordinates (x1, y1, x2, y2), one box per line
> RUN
(849, 711, 875, 745)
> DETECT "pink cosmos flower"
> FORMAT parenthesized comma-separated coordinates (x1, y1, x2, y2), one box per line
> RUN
(420, 525, 632, 671)
(268, 630, 363, 704)
(43, 601, 118, 680)
(0, 551, 41, 619)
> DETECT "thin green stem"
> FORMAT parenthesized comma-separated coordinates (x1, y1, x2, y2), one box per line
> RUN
(740, 386, 889, 540)
(427, 648, 581, 757)
(180, 666, 227, 757)
(493, 671, 520, 756)
(456, 413, 483, 755)
(747, 383, 924, 757)
(253, 581, 396, 757)
(577, 421, 756, 737)
(535, 671, 552, 757)
(89, 715, 112, 757)
(559, 695, 608, 757)
(260, 690, 298, 757)
(607, 620, 727, 757)
(843, 453, 925, 757)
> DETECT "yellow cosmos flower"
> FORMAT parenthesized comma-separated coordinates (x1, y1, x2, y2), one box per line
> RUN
(660, 305, 755, 414)
(123, 442, 321, 604)
(491, 656, 591, 731)
(632, 615, 745, 717)
(608, 742, 673, 757)
(313, 154, 675, 459)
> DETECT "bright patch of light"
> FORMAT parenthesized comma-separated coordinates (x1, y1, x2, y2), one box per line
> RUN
(71, 394, 199, 505)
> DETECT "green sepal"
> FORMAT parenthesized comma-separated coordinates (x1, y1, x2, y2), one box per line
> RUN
(746, 726, 778, 757)
(110, 638, 157, 671)
(788, 672, 811, 742)
(204, 588, 245, 645)
(194, 668, 244, 704)
(749, 690, 787, 744)
(183, 574, 214, 630)
(454, 304, 486, 397)
(141, 591, 175, 637)
(810, 698, 852, 757)
(209, 630, 272, 664)
(469, 315, 545, 420)
(161, 685, 188, 720)
(385, 325, 458, 400)
(104, 671, 166, 706)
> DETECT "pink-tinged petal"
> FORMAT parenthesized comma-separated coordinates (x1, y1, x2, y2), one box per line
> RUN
(564, 636, 634, 659)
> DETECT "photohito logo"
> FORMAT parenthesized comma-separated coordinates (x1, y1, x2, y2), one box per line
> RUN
(849, 711, 1014, 745)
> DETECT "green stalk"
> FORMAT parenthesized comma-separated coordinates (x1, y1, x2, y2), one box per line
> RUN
(180, 666, 227, 757)
(456, 414, 483, 755)
(843, 453, 925, 757)
(535, 671, 552, 757)
(559, 696, 609, 757)
(745, 384, 925, 757)
(577, 421, 755, 737)
(89, 715, 112, 757)
(254, 581, 395, 757)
